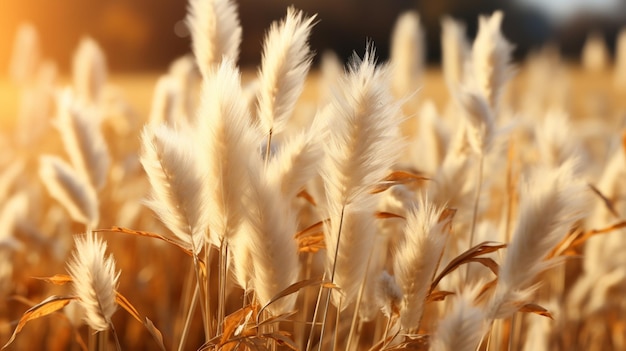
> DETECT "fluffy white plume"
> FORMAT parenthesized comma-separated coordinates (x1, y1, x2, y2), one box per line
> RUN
(39, 155, 99, 229)
(320, 47, 404, 213)
(187, 0, 242, 78)
(140, 124, 208, 253)
(67, 232, 119, 331)
(266, 130, 324, 199)
(430, 289, 486, 351)
(441, 17, 468, 91)
(72, 37, 107, 104)
(472, 11, 513, 110)
(488, 161, 588, 319)
(389, 11, 424, 98)
(256, 7, 316, 137)
(238, 161, 300, 315)
(375, 271, 403, 318)
(54, 89, 110, 190)
(195, 59, 259, 246)
(394, 197, 449, 330)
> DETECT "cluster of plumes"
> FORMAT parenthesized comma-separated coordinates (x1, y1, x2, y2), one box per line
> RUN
(4, 1, 626, 350)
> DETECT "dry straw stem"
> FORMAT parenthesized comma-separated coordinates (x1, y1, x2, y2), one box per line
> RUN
(393, 197, 449, 331)
(139, 123, 208, 254)
(325, 207, 377, 308)
(67, 232, 120, 332)
(72, 37, 107, 104)
(389, 11, 424, 98)
(488, 160, 588, 319)
(471, 10, 513, 110)
(39, 155, 99, 229)
(256, 7, 316, 138)
(187, 0, 242, 78)
(195, 59, 259, 247)
(54, 88, 110, 191)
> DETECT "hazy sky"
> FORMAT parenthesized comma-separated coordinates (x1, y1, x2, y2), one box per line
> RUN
(518, 0, 623, 21)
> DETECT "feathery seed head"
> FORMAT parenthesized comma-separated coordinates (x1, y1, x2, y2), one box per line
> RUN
(67, 232, 119, 331)
(472, 11, 513, 110)
(256, 7, 316, 136)
(72, 37, 107, 105)
(187, 0, 242, 78)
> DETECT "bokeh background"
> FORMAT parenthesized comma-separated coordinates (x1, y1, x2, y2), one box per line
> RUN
(1, 0, 626, 73)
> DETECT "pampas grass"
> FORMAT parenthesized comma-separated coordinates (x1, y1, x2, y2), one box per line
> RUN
(72, 37, 107, 105)
(67, 232, 119, 332)
(187, 0, 242, 77)
(488, 160, 588, 319)
(256, 7, 316, 146)
(39, 155, 99, 229)
(5, 4, 626, 351)
(140, 123, 208, 253)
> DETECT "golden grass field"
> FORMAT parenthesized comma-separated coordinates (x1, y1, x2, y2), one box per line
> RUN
(3, 5, 626, 351)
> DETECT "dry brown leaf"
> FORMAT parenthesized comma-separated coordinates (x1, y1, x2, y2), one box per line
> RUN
(426, 290, 455, 302)
(3, 295, 77, 349)
(295, 220, 327, 253)
(370, 170, 429, 194)
(519, 303, 553, 319)
(588, 183, 620, 219)
(116, 292, 165, 350)
(431, 241, 506, 291)
(221, 305, 258, 347)
(375, 211, 406, 220)
(297, 188, 317, 206)
(34, 274, 73, 286)
(144, 317, 166, 351)
(551, 221, 626, 258)
(96, 227, 207, 275)
(467, 257, 500, 275)
(116, 291, 142, 324)
(257, 278, 325, 323)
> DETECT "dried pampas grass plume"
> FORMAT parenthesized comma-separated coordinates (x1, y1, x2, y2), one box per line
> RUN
(195, 59, 258, 246)
(393, 197, 449, 330)
(256, 7, 316, 139)
(389, 11, 424, 98)
(54, 89, 110, 191)
(430, 288, 486, 351)
(488, 160, 588, 319)
(140, 123, 208, 253)
(67, 232, 120, 331)
(472, 11, 513, 110)
(72, 37, 107, 104)
(187, 0, 242, 78)
(39, 155, 99, 229)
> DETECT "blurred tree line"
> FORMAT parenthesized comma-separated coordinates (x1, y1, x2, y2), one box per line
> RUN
(1, 0, 625, 72)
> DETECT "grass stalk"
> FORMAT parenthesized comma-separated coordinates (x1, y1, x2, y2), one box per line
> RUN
(177, 283, 199, 351)
(318, 205, 346, 351)
(217, 241, 229, 337)
(466, 153, 484, 281)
